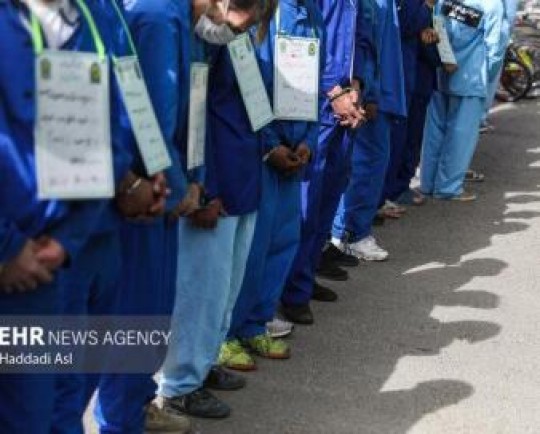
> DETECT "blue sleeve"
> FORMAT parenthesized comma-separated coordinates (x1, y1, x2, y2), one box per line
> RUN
(305, 4, 326, 151)
(255, 22, 282, 153)
(0, 218, 27, 263)
(505, 0, 517, 29)
(484, 1, 505, 81)
(354, 0, 379, 104)
(398, 0, 432, 39)
(0, 136, 26, 262)
(127, 3, 189, 200)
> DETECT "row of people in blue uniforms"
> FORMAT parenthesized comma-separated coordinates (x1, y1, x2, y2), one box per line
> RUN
(0, 0, 514, 433)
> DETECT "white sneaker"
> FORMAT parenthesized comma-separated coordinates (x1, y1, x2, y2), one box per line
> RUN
(344, 236, 389, 262)
(266, 318, 294, 338)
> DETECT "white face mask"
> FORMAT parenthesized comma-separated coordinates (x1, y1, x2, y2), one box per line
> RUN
(194, 14, 237, 45)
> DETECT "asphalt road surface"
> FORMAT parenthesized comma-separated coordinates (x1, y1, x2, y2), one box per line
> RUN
(87, 98, 540, 434)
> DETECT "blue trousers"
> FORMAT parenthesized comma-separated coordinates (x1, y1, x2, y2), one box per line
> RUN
(159, 212, 256, 398)
(95, 218, 178, 434)
(282, 123, 352, 306)
(381, 114, 409, 203)
(333, 112, 392, 243)
(228, 165, 301, 339)
(52, 232, 122, 434)
(420, 92, 485, 197)
(0, 281, 59, 434)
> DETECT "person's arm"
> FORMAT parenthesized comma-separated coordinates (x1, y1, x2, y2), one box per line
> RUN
(353, 0, 379, 105)
(483, 1, 505, 82)
(255, 20, 282, 153)
(129, 4, 189, 197)
(304, 2, 326, 151)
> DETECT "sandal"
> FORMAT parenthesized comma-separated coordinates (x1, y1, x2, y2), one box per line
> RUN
(465, 170, 485, 183)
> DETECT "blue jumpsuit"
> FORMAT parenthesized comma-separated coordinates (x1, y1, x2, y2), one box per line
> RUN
(332, 0, 406, 243)
(0, 1, 134, 433)
(228, 0, 325, 340)
(51, 2, 144, 433)
(281, 0, 358, 307)
(94, 1, 195, 433)
(158, 36, 260, 397)
(381, 0, 431, 203)
(420, 0, 504, 198)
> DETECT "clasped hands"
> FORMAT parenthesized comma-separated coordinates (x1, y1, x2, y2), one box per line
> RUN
(329, 83, 366, 128)
(0, 237, 67, 294)
(116, 171, 169, 221)
(266, 142, 311, 177)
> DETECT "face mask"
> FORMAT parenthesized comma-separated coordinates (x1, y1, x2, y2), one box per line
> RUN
(194, 14, 236, 45)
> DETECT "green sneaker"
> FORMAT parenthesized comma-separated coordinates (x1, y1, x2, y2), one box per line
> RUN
(244, 335, 291, 360)
(218, 340, 256, 371)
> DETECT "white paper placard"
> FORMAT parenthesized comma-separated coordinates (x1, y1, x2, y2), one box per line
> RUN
(114, 56, 172, 176)
(228, 33, 274, 132)
(187, 63, 209, 170)
(274, 35, 320, 121)
(35, 50, 114, 199)
(433, 16, 458, 65)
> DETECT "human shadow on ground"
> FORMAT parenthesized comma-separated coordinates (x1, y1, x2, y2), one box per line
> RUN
(196, 102, 540, 434)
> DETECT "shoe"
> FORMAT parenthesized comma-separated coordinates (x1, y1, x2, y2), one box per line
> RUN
(164, 389, 230, 419)
(218, 340, 256, 371)
(479, 121, 494, 134)
(316, 259, 349, 281)
(342, 236, 389, 262)
(321, 242, 360, 267)
(144, 402, 191, 433)
(311, 281, 338, 302)
(450, 191, 477, 202)
(465, 170, 485, 183)
(244, 334, 290, 359)
(281, 303, 314, 325)
(266, 318, 294, 338)
(204, 365, 246, 391)
(378, 200, 406, 219)
(434, 191, 477, 202)
(402, 188, 427, 206)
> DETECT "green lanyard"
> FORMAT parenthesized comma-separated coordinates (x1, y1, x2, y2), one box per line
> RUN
(30, 0, 106, 60)
(110, 0, 139, 58)
(275, 2, 318, 39)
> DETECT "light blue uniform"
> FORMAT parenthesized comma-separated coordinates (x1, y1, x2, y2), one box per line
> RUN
(228, 0, 325, 340)
(0, 1, 135, 433)
(333, 0, 407, 243)
(420, 0, 504, 198)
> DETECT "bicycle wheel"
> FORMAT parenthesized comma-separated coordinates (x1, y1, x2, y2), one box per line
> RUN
(498, 57, 533, 102)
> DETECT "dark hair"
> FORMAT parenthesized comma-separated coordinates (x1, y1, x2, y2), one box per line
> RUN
(256, 0, 277, 42)
(229, 0, 278, 42)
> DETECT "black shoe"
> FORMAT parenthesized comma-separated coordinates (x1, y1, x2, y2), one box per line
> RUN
(204, 365, 246, 391)
(316, 260, 349, 281)
(164, 388, 231, 419)
(281, 303, 314, 325)
(321, 243, 360, 268)
(311, 282, 338, 302)
(373, 215, 385, 226)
